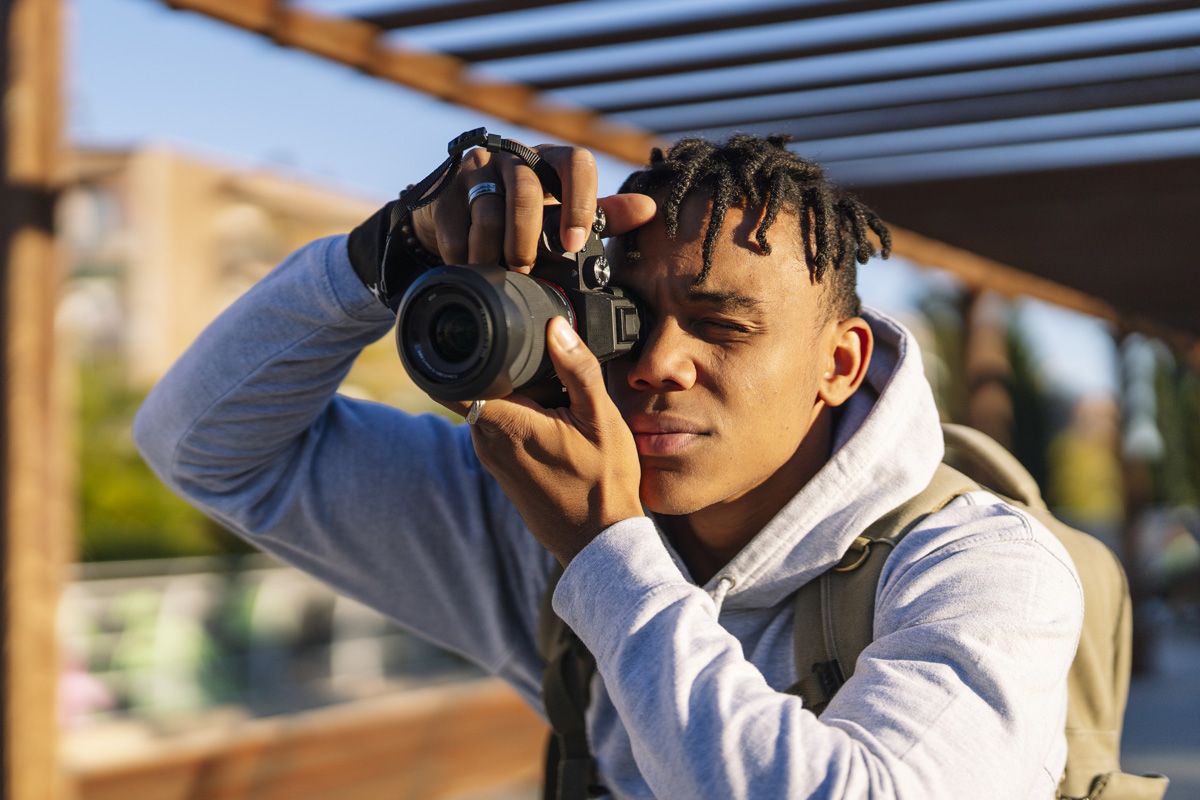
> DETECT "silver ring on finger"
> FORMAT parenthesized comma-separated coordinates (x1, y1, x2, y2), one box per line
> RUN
(468, 181, 503, 206)
(466, 399, 487, 425)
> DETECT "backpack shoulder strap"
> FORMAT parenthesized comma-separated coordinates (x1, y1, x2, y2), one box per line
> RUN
(788, 463, 978, 713)
(537, 566, 602, 800)
(941, 422, 1046, 509)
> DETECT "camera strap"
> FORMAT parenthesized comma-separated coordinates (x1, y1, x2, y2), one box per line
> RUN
(401, 127, 564, 215)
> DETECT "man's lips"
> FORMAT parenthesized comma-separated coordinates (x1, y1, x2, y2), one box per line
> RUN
(626, 415, 709, 456)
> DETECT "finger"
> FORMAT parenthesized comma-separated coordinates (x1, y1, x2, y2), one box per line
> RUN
(537, 145, 597, 253)
(468, 189, 505, 267)
(434, 397, 472, 418)
(434, 393, 540, 429)
(429, 151, 480, 263)
(497, 153, 544, 271)
(598, 193, 658, 237)
(546, 316, 607, 427)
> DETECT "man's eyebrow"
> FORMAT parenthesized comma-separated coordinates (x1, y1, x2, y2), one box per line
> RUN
(684, 287, 765, 312)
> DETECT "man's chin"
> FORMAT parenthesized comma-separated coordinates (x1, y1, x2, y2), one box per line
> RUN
(638, 472, 710, 517)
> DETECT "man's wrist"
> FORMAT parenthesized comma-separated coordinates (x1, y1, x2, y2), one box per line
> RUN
(346, 197, 442, 312)
(549, 504, 649, 567)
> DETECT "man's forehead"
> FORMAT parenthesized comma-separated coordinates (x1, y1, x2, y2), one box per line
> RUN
(608, 214, 806, 306)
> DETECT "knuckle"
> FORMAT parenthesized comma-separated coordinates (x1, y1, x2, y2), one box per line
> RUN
(439, 236, 465, 263)
(432, 217, 466, 255)
(567, 201, 595, 224)
(463, 149, 489, 169)
(575, 357, 603, 385)
(568, 147, 596, 173)
(508, 241, 537, 267)
(512, 171, 543, 205)
(473, 416, 508, 443)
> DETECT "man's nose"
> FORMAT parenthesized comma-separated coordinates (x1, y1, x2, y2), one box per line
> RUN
(626, 319, 697, 392)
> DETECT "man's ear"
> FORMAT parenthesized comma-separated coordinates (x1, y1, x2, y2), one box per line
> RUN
(817, 317, 873, 407)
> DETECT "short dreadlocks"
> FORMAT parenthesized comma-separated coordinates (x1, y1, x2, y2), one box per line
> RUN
(618, 134, 891, 318)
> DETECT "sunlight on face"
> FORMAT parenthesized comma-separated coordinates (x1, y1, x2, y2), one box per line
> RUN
(606, 197, 839, 517)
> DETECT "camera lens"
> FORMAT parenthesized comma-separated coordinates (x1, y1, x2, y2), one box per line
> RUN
(430, 303, 480, 363)
(396, 265, 572, 402)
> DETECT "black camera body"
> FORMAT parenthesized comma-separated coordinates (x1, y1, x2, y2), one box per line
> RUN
(396, 206, 642, 408)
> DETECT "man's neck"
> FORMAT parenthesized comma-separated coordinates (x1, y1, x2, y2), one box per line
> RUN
(657, 409, 834, 585)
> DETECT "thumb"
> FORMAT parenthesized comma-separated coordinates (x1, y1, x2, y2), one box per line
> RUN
(547, 316, 608, 425)
(598, 193, 656, 237)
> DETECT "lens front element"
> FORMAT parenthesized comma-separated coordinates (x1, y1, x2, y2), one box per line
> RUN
(397, 265, 571, 402)
(430, 303, 480, 364)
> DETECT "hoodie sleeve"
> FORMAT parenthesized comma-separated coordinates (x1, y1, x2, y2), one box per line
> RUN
(552, 497, 1083, 799)
(133, 235, 555, 704)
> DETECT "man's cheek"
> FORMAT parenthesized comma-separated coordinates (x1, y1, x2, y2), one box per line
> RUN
(604, 365, 632, 407)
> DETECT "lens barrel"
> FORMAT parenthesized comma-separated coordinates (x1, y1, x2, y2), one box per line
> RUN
(397, 265, 573, 401)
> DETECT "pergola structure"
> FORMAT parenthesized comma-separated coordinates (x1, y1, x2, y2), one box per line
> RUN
(162, 0, 1200, 343)
(3, 0, 1198, 797)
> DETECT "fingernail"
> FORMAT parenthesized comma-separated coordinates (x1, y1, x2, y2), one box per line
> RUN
(553, 317, 580, 350)
(564, 226, 587, 253)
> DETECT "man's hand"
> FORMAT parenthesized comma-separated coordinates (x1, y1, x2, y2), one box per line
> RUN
(410, 140, 656, 563)
(409, 143, 655, 269)
(459, 317, 644, 566)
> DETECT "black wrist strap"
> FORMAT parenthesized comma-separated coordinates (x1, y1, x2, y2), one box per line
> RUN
(352, 128, 563, 312)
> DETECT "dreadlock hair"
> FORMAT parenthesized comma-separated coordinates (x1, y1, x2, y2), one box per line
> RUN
(618, 133, 891, 318)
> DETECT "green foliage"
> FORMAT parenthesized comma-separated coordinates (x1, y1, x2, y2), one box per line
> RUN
(1154, 356, 1199, 507)
(1181, 369, 1200, 505)
(78, 359, 251, 561)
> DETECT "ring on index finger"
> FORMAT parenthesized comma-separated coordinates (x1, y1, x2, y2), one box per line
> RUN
(468, 182, 503, 206)
(466, 399, 487, 425)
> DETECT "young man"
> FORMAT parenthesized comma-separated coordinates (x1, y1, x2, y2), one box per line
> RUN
(135, 135, 1083, 798)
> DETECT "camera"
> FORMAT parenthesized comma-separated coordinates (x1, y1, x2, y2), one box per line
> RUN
(396, 205, 643, 408)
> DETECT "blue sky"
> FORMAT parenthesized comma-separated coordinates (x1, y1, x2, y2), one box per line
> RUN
(69, 0, 1118, 399)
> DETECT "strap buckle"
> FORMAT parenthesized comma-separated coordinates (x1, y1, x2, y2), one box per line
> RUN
(833, 536, 873, 572)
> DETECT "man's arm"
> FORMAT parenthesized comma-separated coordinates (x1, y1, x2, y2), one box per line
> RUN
(134, 137, 657, 704)
(550, 498, 1083, 798)
(133, 234, 555, 702)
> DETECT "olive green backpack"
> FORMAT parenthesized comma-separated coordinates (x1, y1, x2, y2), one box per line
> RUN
(537, 424, 1169, 800)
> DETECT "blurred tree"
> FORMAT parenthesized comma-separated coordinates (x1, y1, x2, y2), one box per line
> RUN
(1154, 353, 1199, 508)
(1181, 363, 1200, 504)
(78, 358, 251, 561)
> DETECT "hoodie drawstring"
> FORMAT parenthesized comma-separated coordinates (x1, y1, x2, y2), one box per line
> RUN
(712, 576, 736, 615)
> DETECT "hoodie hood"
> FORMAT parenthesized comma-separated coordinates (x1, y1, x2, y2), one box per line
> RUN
(686, 306, 944, 610)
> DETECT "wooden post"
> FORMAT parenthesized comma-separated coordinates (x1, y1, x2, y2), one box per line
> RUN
(962, 289, 1014, 449)
(2, 0, 70, 797)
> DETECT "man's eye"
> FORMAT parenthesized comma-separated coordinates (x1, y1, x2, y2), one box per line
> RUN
(698, 319, 749, 334)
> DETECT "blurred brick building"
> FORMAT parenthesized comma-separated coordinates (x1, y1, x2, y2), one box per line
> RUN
(58, 146, 427, 408)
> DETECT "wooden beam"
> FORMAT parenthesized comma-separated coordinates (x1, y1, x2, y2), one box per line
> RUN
(528, 0, 1198, 90)
(595, 36, 1200, 115)
(2, 0, 70, 798)
(361, 0, 575, 31)
(661, 72, 1200, 139)
(890, 225, 1118, 320)
(151, 0, 1199, 353)
(163, 0, 665, 165)
(447, 0, 903, 63)
(889, 225, 1196, 350)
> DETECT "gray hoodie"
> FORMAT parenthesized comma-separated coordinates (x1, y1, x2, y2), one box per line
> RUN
(135, 235, 1083, 799)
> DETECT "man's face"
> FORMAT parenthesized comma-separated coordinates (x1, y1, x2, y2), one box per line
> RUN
(606, 196, 839, 517)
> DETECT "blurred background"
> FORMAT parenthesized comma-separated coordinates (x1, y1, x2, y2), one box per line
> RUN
(3, 0, 1199, 798)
